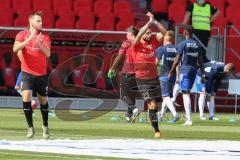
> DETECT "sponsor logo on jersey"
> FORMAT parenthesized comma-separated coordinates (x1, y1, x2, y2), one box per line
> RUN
(187, 52, 198, 57)
(186, 42, 198, 48)
(167, 48, 177, 53)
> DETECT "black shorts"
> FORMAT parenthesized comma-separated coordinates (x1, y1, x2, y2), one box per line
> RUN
(120, 73, 139, 105)
(21, 72, 48, 97)
(136, 78, 162, 102)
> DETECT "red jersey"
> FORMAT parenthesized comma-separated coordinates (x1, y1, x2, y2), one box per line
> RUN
(15, 30, 51, 76)
(119, 40, 135, 74)
(132, 38, 159, 79)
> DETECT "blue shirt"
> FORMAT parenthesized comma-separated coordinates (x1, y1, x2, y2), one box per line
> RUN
(156, 44, 177, 77)
(198, 61, 225, 92)
(177, 38, 202, 72)
(15, 72, 22, 87)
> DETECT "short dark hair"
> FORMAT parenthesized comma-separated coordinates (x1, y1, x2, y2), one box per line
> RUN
(29, 11, 43, 19)
(126, 26, 139, 36)
(183, 25, 193, 37)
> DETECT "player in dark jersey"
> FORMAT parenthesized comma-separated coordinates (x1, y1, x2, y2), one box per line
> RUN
(107, 26, 140, 123)
(195, 61, 235, 120)
(169, 26, 205, 126)
(156, 31, 179, 123)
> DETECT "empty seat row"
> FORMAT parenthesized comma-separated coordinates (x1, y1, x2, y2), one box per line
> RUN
(0, 0, 131, 16)
(0, 9, 136, 31)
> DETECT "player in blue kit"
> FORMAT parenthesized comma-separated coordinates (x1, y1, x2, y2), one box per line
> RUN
(168, 26, 206, 125)
(156, 31, 179, 123)
(195, 61, 235, 120)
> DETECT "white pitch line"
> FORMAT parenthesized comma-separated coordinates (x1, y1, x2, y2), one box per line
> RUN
(1, 139, 240, 160)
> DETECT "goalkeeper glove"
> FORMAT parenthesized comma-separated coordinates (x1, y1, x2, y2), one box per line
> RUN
(107, 70, 116, 78)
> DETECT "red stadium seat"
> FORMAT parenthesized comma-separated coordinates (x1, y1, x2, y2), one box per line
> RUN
(14, 9, 34, 27)
(0, 8, 14, 26)
(0, 0, 12, 8)
(209, 0, 227, 7)
(41, 10, 55, 28)
(227, 0, 240, 5)
(74, 0, 93, 11)
(94, 0, 113, 16)
(170, 0, 187, 9)
(76, 7, 92, 13)
(78, 10, 95, 17)
(151, 0, 168, 13)
(12, 0, 32, 10)
(117, 21, 135, 31)
(55, 11, 76, 29)
(76, 19, 95, 30)
(212, 14, 227, 35)
(114, 1, 132, 16)
(33, 0, 52, 11)
(95, 0, 113, 5)
(96, 13, 115, 31)
(76, 12, 95, 30)
(168, 3, 186, 25)
(116, 12, 135, 31)
(53, 0, 73, 12)
(226, 6, 240, 24)
(117, 11, 135, 20)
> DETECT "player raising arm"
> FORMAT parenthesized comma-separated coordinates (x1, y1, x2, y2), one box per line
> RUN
(132, 12, 166, 138)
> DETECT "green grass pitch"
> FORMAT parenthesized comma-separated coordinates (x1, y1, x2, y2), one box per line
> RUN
(0, 108, 240, 159)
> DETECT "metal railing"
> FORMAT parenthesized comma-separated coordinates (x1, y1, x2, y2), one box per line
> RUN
(223, 25, 240, 63)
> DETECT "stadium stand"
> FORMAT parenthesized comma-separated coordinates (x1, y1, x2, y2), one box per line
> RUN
(55, 10, 76, 29)
(74, 0, 93, 12)
(168, 1, 186, 25)
(94, 0, 113, 15)
(151, 0, 168, 13)
(0, 0, 12, 8)
(40, 10, 55, 28)
(226, 6, 240, 24)
(114, 1, 132, 16)
(33, 0, 52, 11)
(12, 0, 32, 10)
(0, 0, 239, 31)
(227, 0, 240, 5)
(96, 13, 115, 31)
(212, 13, 228, 35)
(53, 0, 73, 12)
(14, 9, 34, 27)
(116, 11, 135, 31)
(76, 11, 95, 30)
(0, 8, 14, 26)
